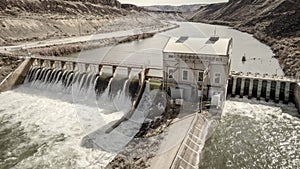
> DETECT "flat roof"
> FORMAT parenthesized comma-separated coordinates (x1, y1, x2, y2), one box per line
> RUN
(163, 37, 232, 56)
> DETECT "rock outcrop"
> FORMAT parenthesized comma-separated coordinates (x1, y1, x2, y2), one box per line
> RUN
(190, 0, 300, 76)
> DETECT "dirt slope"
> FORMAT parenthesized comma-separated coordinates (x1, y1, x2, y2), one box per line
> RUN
(0, 0, 128, 46)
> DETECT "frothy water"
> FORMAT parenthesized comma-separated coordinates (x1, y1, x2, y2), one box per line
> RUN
(199, 98, 300, 169)
(0, 66, 147, 168)
(0, 88, 115, 168)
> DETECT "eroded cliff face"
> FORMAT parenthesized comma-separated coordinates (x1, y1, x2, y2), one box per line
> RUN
(0, 0, 128, 46)
(190, 0, 300, 76)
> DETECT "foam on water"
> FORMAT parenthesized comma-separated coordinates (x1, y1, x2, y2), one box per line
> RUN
(199, 98, 300, 169)
(0, 87, 115, 168)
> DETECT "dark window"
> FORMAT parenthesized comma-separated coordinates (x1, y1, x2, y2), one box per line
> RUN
(168, 68, 174, 79)
(198, 71, 204, 81)
(214, 73, 221, 84)
(182, 70, 188, 81)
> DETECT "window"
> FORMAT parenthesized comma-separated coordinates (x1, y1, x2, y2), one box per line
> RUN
(168, 68, 175, 79)
(214, 73, 221, 84)
(169, 54, 174, 58)
(182, 70, 188, 81)
(216, 58, 222, 62)
(198, 71, 204, 81)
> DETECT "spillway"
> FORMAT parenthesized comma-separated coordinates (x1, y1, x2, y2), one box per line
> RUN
(0, 65, 150, 168)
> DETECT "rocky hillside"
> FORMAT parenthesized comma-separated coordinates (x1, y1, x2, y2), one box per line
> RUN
(0, 0, 123, 15)
(0, 0, 129, 46)
(190, 0, 300, 76)
(144, 4, 204, 15)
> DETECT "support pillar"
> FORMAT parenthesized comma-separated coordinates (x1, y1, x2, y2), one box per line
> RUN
(36, 59, 44, 67)
(61, 61, 66, 70)
(284, 82, 290, 103)
(240, 78, 245, 98)
(231, 76, 237, 97)
(72, 62, 76, 71)
(85, 64, 89, 72)
(112, 66, 117, 76)
(98, 65, 103, 75)
(50, 61, 55, 69)
(275, 81, 281, 103)
(248, 79, 254, 99)
(265, 80, 271, 102)
(128, 67, 132, 78)
(257, 80, 262, 100)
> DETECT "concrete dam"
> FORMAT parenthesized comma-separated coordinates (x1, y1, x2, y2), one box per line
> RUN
(228, 71, 300, 112)
(1, 56, 300, 169)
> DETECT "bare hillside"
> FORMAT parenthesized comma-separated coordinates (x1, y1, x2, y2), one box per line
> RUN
(190, 0, 300, 76)
(0, 0, 129, 46)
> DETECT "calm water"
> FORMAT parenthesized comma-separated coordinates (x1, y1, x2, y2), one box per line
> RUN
(199, 99, 300, 169)
(72, 21, 284, 75)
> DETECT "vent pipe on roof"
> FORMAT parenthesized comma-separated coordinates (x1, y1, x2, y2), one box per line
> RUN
(209, 27, 219, 42)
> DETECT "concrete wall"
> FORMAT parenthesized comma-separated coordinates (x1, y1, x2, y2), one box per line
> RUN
(0, 57, 34, 93)
(294, 83, 300, 114)
(228, 74, 297, 105)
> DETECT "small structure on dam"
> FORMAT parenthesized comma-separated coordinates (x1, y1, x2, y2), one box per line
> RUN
(162, 35, 233, 108)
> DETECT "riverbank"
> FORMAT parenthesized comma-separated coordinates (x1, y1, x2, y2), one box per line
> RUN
(191, 19, 299, 77)
(189, 0, 299, 76)
(0, 14, 180, 84)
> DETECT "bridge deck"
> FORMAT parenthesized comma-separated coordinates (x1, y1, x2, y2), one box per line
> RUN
(230, 72, 297, 83)
(30, 56, 164, 78)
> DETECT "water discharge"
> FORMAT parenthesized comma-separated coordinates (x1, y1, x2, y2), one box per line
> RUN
(0, 66, 148, 168)
(199, 98, 300, 169)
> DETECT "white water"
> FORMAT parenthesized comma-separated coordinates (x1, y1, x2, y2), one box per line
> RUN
(200, 98, 300, 168)
(0, 87, 115, 168)
(0, 67, 142, 168)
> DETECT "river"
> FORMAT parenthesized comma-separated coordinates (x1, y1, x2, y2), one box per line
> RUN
(199, 99, 300, 169)
(72, 21, 284, 75)
(0, 21, 293, 168)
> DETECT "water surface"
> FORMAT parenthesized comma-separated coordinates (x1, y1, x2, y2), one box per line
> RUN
(199, 99, 300, 169)
(72, 22, 284, 75)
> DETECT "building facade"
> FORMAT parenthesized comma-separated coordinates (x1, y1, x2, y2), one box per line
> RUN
(162, 36, 233, 105)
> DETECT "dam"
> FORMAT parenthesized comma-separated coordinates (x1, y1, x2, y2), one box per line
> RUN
(228, 71, 300, 108)
(0, 21, 299, 168)
(1, 54, 299, 169)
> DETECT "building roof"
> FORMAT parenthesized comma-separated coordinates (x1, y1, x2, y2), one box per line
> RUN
(163, 36, 232, 56)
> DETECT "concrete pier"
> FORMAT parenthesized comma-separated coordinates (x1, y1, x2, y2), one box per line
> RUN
(266, 80, 271, 102)
(257, 80, 262, 100)
(294, 83, 300, 114)
(285, 82, 290, 103)
(248, 79, 254, 99)
(240, 78, 245, 98)
(275, 81, 281, 103)
(232, 76, 237, 97)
